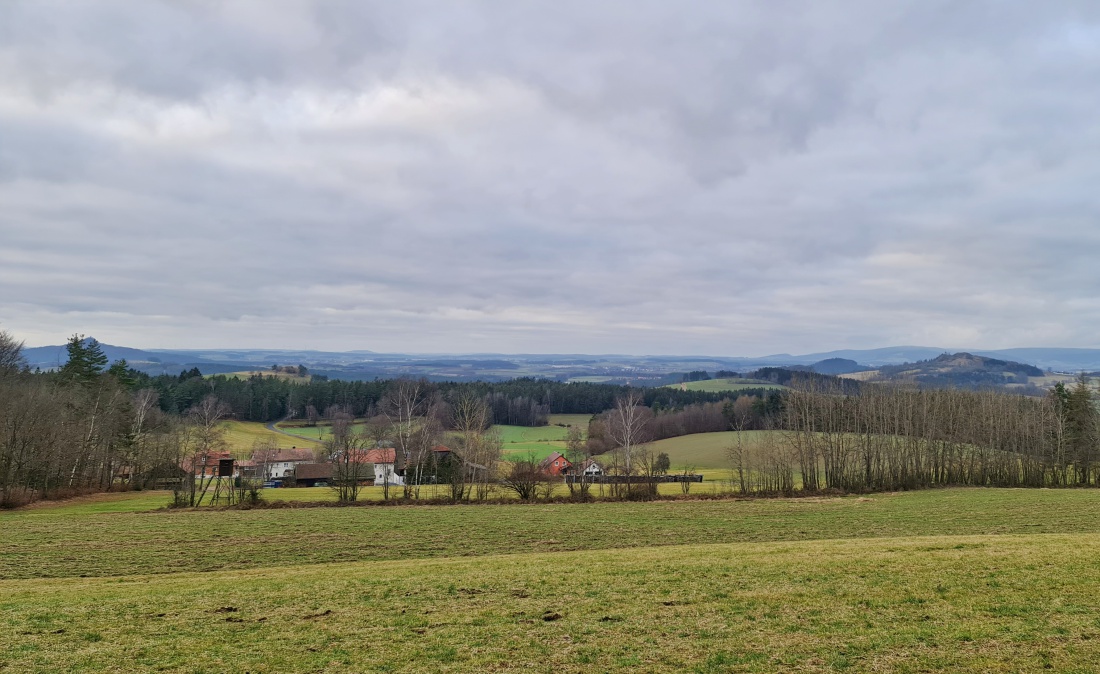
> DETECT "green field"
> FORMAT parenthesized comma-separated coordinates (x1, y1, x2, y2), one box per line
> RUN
(647, 430, 773, 470)
(221, 421, 320, 453)
(497, 414, 590, 461)
(5, 489, 1100, 671)
(664, 378, 787, 393)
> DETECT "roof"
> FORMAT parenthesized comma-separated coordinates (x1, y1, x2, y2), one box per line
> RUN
(362, 448, 396, 464)
(294, 463, 333, 480)
(539, 452, 571, 468)
(433, 445, 452, 453)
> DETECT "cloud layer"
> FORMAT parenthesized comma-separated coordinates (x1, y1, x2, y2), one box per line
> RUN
(3, 1, 1100, 354)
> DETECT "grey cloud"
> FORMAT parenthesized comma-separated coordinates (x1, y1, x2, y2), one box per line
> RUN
(3, 1, 1100, 354)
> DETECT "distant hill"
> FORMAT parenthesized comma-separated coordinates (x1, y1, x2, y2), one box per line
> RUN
(872, 353, 1044, 390)
(21, 340, 250, 375)
(811, 358, 872, 375)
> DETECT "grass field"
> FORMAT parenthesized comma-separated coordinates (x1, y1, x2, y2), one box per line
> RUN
(664, 378, 787, 393)
(6, 489, 1100, 671)
(221, 421, 320, 453)
(647, 430, 773, 470)
(497, 414, 590, 461)
(273, 421, 368, 444)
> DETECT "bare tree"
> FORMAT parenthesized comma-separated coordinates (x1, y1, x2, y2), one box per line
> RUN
(383, 379, 440, 499)
(607, 391, 651, 497)
(501, 455, 542, 501)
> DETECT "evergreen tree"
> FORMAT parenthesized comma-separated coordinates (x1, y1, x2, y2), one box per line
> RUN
(59, 334, 108, 386)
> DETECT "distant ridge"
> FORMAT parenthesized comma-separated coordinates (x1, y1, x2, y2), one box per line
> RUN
(17, 339, 1100, 381)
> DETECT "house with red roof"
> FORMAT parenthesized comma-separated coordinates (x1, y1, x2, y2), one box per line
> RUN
(251, 447, 315, 480)
(362, 447, 401, 486)
(539, 452, 572, 476)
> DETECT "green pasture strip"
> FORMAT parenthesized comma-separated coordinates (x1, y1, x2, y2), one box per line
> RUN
(4, 534, 1100, 672)
(272, 423, 367, 444)
(4, 489, 1100, 580)
(546, 413, 592, 428)
(11, 491, 176, 515)
(494, 424, 570, 443)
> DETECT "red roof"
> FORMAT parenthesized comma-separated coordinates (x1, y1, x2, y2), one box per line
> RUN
(362, 448, 396, 464)
(539, 452, 570, 468)
(433, 445, 451, 453)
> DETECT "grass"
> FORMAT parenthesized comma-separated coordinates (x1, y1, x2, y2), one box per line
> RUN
(4, 487, 1100, 581)
(6, 489, 1100, 671)
(221, 421, 320, 453)
(647, 430, 775, 470)
(664, 378, 787, 393)
(272, 422, 368, 444)
(496, 414, 589, 461)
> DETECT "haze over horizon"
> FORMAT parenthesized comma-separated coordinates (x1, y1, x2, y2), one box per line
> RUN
(4, 2, 1100, 355)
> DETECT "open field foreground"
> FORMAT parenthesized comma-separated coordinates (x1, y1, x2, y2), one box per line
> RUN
(5, 489, 1100, 672)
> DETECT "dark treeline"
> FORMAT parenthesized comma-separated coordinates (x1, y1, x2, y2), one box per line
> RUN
(131, 372, 766, 424)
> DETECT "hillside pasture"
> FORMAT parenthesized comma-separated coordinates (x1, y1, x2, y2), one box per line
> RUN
(221, 421, 320, 453)
(495, 416, 588, 461)
(6, 490, 1100, 671)
(273, 421, 367, 444)
(645, 430, 773, 470)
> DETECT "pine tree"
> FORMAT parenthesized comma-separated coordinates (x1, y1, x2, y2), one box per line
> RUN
(59, 334, 108, 386)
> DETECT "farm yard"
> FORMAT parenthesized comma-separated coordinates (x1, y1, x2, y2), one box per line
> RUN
(5, 489, 1100, 672)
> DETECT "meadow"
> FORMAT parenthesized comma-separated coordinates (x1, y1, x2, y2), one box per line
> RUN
(221, 420, 320, 453)
(5, 488, 1100, 671)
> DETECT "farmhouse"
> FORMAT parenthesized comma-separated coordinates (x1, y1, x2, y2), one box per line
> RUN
(539, 452, 573, 476)
(578, 459, 603, 476)
(252, 448, 315, 480)
(187, 451, 236, 478)
(362, 448, 402, 486)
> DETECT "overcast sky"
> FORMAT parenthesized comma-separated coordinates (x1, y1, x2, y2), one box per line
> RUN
(3, 1, 1100, 355)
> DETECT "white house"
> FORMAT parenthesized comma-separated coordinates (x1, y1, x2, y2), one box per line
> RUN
(581, 460, 603, 476)
(252, 448, 315, 480)
(363, 448, 403, 486)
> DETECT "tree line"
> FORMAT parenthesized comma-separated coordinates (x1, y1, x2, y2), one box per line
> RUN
(731, 377, 1100, 494)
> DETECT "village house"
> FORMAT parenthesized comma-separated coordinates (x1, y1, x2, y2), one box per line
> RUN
(539, 451, 573, 476)
(251, 447, 315, 480)
(578, 459, 603, 476)
(362, 447, 402, 486)
(187, 451, 236, 478)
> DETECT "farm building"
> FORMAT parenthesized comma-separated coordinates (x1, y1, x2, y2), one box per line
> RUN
(539, 452, 572, 476)
(252, 448, 315, 480)
(292, 463, 333, 487)
(576, 459, 603, 476)
(362, 448, 401, 486)
(185, 452, 236, 478)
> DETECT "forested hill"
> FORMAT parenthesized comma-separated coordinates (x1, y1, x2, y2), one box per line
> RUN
(133, 372, 780, 424)
(872, 352, 1044, 389)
